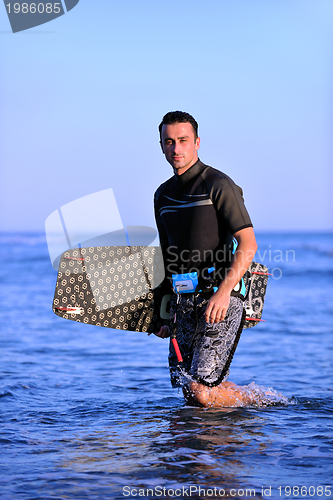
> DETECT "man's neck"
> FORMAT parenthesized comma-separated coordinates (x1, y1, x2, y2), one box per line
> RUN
(173, 157, 199, 177)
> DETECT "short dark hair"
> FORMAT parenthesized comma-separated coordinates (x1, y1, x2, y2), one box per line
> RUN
(159, 111, 198, 142)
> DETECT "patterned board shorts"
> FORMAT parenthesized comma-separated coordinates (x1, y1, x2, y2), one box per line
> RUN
(169, 294, 245, 388)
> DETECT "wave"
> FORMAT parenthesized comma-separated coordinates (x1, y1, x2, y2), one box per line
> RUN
(0, 232, 47, 246)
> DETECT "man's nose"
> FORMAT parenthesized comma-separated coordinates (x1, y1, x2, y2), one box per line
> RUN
(174, 141, 181, 153)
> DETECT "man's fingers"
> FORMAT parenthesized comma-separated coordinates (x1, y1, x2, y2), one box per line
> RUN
(150, 326, 170, 338)
(205, 306, 213, 323)
(213, 310, 224, 323)
(206, 305, 227, 324)
(219, 308, 226, 320)
(206, 305, 223, 324)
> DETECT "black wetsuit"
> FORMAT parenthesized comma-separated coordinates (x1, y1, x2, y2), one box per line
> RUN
(154, 159, 253, 281)
(154, 159, 253, 387)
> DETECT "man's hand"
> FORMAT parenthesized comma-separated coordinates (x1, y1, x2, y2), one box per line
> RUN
(148, 326, 170, 338)
(205, 289, 231, 324)
(205, 227, 257, 324)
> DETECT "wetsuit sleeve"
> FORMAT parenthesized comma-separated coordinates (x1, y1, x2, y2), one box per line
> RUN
(206, 172, 253, 234)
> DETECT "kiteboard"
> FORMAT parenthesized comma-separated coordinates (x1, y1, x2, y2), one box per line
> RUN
(52, 245, 269, 332)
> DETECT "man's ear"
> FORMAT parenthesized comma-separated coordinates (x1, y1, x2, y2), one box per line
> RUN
(160, 141, 165, 154)
(195, 137, 200, 151)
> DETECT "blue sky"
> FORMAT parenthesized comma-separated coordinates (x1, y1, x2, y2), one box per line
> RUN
(0, 0, 332, 233)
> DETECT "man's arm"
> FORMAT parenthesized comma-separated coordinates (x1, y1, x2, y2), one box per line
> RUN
(205, 227, 257, 324)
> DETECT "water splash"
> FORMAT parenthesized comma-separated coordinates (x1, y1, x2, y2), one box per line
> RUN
(240, 381, 289, 407)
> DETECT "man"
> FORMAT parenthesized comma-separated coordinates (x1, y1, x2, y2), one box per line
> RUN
(154, 111, 258, 407)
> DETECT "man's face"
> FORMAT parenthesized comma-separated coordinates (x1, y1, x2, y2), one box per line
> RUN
(160, 122, 200, 175)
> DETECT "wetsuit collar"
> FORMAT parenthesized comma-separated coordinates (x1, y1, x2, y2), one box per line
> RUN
(174, 159, 205, 184)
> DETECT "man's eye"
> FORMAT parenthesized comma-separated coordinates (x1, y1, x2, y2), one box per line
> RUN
(180, 139, 187, 143)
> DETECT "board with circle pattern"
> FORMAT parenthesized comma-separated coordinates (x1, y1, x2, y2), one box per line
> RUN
(52, 246, 166, 333)
(52, 246, 269, 332)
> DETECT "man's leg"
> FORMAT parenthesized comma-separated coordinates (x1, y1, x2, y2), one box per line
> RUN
(183, 295, 247, 407)
(168, 295, 247, 407)
(183, 380, 254, 407)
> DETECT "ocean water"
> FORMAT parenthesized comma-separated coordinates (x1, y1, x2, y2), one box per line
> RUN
(0, 232, 332, 500)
